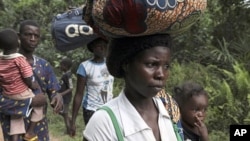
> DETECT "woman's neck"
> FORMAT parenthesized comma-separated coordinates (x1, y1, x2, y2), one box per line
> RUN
(124, 88, 155, 111)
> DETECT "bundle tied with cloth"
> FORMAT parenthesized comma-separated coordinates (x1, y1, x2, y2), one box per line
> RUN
(83, 0, 207, 38)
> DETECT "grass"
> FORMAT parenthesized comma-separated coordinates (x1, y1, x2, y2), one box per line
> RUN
(47, 102, 84, 141)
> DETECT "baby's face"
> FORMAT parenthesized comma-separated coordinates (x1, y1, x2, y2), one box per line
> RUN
(181, 94, 208, 127)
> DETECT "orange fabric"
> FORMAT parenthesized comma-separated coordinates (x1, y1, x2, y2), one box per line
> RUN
(156, 89, 180, 123)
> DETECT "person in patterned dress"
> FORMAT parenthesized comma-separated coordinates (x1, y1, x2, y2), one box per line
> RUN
(0, 20, 63, 141)
(0, 28, 46, 141)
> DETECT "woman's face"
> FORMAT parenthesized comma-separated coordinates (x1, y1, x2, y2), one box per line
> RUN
(125, 46, 171, 98)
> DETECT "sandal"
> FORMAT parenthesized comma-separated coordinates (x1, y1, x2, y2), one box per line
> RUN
(23, 135, 38, 141)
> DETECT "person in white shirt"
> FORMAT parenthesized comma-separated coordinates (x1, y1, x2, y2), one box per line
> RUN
(84, 34, 178, 141)
(70, 38, 114, 137)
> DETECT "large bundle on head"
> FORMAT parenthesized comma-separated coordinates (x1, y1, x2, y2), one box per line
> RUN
(84, 0, 207, 38)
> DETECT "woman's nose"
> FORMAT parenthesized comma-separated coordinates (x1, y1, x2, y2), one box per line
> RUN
(155, 67, 168, 80)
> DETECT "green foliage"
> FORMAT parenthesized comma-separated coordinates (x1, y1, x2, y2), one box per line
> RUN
(209, 130, 228, 141)
(112, 78, 125, 97)
(208, 62, 250, 139)
(211, 38, 235, 64)
(230, 34, 250, 71)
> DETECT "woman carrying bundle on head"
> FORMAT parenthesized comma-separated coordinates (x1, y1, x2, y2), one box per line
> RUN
(83, 34, 180, 141)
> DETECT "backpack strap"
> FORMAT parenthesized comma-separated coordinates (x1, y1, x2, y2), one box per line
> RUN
(98, 106, 124, 141)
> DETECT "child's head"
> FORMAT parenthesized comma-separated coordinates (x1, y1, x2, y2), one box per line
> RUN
(173, 81, 208, 127)
(87, 38, 108, 58)
(0, 28, 19, 52)
(60, 57, 72, 72)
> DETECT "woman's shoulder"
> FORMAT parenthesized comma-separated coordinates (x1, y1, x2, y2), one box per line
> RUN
(84, 106, 116, 140)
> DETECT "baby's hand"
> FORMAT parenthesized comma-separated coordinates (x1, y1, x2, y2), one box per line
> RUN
(31, 81, 40, 90)
(194, 116, 209, 141)
(31, 93, 47, 107)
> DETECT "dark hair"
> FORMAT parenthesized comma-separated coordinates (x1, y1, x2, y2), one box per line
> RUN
(0, 28, 19, 51)
(107, 34, 172, 78)
(173, 81, 208, 108)
(87, 38, 108, 52)
(61, 57, 73, 69)
(19, 20, 40, 34)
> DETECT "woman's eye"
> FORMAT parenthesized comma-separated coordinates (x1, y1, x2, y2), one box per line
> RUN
(145, 62, 154, 67)
(147, 63, 154, 68)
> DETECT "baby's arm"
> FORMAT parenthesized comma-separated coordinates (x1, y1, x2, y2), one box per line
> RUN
(194, 116, 209, 141)
(23, 76, 39, 90)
